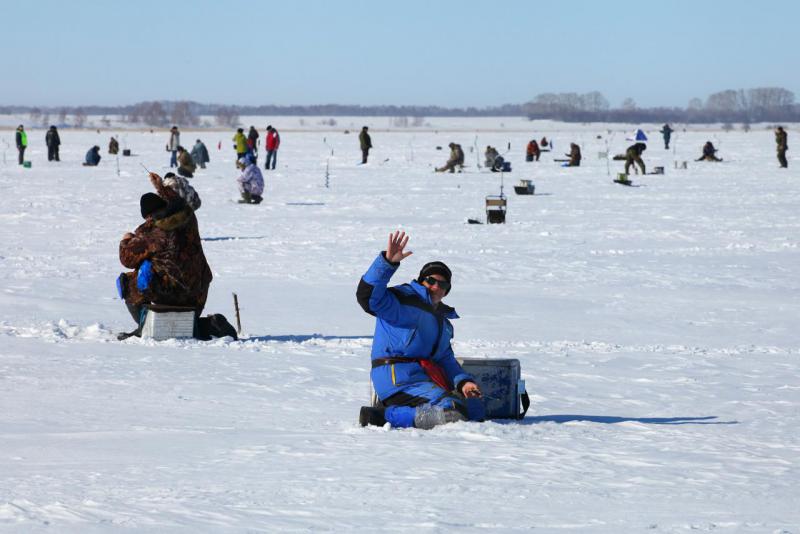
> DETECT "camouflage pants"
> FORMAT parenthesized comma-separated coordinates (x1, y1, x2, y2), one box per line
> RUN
(625, 156, 645, 175)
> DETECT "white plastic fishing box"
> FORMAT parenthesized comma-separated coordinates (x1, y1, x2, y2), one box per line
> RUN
(141, 305, 196, 341)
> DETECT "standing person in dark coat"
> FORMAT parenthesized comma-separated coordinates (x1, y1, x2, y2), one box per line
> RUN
(359, 126, 372, 164)
(45, 126, 61, 161)
(776, 126, 788, 168)
(247, 126, 260, 162)
(83, 146, 101, 166)
(264, 125, 280, 170)
(15, 125, 27, 165)
(660, 124, 674, 149)
(116, 173, 213, 340)
(356, 230, 484, 429)
(108, 137, 119, 155)
(624, 142, 647, 175)
(190, 139, 210, 169)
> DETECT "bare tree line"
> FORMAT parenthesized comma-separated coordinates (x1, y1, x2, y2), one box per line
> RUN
(522, 87, 798, 123)
(3, 87, 798, 127)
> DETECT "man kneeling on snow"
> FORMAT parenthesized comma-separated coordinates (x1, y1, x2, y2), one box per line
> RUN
(356, 230, 484, 429)
(115, 173, 213, 340)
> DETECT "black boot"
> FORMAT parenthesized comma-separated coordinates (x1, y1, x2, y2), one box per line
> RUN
(118, 302, 143, 340)
(359, 406, 387, 427)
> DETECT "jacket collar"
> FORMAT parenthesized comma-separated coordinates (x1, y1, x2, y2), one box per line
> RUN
(409, 280, 458, 319)
(153, 205, 192, 231)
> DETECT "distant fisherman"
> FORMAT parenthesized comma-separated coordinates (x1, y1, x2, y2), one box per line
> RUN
(696, 141, 722, 162)
(775, 126, 788, 168)
(236, 154, 264, 204)
(624, 142, 646, 175)
(46, 125, 61, 162)
(15, 125, 27, 165)
(660, 124, 673, 150)
(359, 126, 372, 164)
(565, 143, 581, 166)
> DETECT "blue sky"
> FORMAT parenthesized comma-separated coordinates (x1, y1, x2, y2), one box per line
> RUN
(2, 0, 797, 108)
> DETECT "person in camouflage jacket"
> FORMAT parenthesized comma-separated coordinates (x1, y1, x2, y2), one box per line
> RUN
(117, 173, 212, 338)
(435, 143, 464, 173)
(566, 143, 582, 167)
(624, 142, 646, 175)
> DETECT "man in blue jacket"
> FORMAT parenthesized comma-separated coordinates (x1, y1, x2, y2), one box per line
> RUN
(84, 145, 101, 166)
(356, 230, 484, 429)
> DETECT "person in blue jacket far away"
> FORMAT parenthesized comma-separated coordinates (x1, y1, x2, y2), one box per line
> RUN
(356, 230, 485, 429)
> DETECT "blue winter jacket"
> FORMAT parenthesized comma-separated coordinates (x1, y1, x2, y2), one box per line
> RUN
(357, 253, 473, 401)
(85, 147, 101, 166)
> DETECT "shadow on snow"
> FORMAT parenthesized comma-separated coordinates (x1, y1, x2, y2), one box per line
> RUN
(245, 334, 372, 343)
(516, 415, 739, 425)
(202, 236, 268, 242)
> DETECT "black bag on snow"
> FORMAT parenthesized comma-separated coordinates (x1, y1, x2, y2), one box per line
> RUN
(195, 313, 238, 340)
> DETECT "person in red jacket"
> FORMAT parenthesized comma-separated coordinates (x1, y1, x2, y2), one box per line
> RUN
(265, 125, 280, 170)
(525, 139, 540, 162)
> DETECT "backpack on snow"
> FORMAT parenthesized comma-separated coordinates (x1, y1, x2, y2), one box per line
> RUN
(195, 313, 238, 340)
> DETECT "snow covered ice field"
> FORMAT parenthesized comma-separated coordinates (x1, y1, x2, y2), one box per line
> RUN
(0, 120, 799, 532)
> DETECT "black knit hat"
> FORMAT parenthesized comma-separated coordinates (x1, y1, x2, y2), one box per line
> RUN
(418, 261, 452, 294)
(140, 193, 167, 219)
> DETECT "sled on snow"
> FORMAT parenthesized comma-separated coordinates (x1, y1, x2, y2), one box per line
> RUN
(513, 179, 535, 195)
(614, 173, 634, 186)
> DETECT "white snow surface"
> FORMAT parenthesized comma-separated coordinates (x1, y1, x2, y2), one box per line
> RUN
(1, 120, 799, 532)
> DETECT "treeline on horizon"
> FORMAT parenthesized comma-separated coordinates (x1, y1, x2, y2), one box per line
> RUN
(2, 87, 797, 127)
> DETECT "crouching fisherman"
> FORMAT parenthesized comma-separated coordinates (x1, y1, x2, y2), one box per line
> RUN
(116, 172, 213, 340)
(236, 154, 264, 204)
(356, 230, 485, 429)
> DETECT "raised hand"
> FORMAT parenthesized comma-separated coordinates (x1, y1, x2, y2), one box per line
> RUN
(386, 230, 413, 263)
(149, 172, 163, 188)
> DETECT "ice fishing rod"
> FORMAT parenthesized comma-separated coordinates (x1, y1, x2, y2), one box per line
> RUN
(322, 138, 332, 188)
(233, 292, 242, 335)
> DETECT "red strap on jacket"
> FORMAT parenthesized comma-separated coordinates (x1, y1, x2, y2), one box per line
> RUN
(419, 359, 453, 392)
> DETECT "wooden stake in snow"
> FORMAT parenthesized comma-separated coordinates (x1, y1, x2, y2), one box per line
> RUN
(233, 293, 242, 335)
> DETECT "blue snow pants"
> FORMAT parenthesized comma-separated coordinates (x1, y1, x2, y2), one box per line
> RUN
(383, 381, 468, 428)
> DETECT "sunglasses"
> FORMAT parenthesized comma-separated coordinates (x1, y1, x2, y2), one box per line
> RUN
(423, 276, 451, 291)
